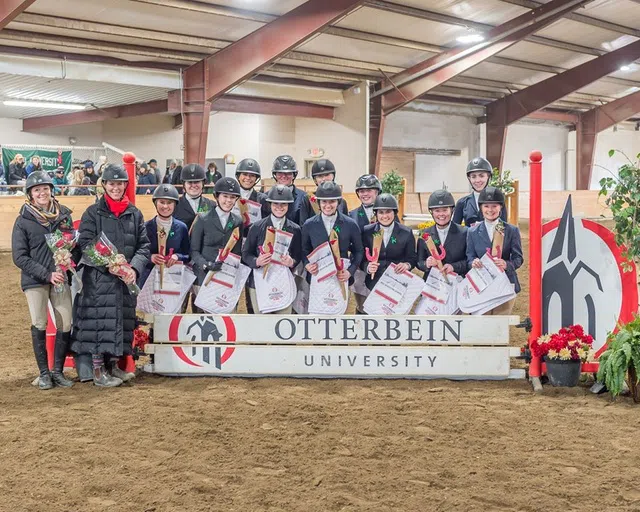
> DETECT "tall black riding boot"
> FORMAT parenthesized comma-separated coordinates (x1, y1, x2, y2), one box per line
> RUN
(31, 326, 52, 390)
(51, 331, 74, 388)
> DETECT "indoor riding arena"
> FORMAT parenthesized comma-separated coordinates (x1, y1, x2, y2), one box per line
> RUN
(1, 0, 640, 511)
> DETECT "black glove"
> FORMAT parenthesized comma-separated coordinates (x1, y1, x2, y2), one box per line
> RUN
(203, 260, 223, 273)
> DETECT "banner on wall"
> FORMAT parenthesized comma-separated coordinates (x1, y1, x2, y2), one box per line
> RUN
(2, 148, 73, 175)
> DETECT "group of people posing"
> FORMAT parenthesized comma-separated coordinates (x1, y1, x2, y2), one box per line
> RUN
(11, 154, 522, 389)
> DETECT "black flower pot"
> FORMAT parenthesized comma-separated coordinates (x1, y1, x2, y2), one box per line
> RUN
(544, 357, 581, 387)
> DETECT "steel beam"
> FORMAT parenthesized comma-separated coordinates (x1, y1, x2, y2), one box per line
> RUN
(377, 0, 588, 115)
(14, 11, 639, 91)
(0, 0, 35, 29)
(499, 0, 640, 38)
(22, 99, 168, 131)
(369, 94, 385, 175)
(192, 0, 365, 103)
(526, 110, 580, 124)
(211, 96, 335, 119)
(366, 0, 601, 56)
(576, 90, 640, 190)
(128, 0, 628, 84)
(179, 61, 211, 165)
(486, 39, 640, 169)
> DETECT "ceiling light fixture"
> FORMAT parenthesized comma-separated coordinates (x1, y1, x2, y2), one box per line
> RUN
(620, 65, 632, 72)
(3, 99, 88, 110)
(456, 33, 485, 44)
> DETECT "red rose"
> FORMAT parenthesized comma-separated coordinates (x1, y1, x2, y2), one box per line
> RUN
(62, 231, 74, 242)
(310, 196, 317, 203)
(95, 241, 112, 256)
(421, 232, 429, 241)
(55, 239, 65, 248)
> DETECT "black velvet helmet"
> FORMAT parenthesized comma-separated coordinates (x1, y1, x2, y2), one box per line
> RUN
(152, 184, 180, 203)
(181, 163, 206, 182)
(355, 174, 382, 192)
(466, 157, 493, 177)
(102, 164, 129, 182)
(214, 177, 241, 197)
(428, 189, 455, 209)
(478, 186, 505, 205)
(315, 181, 342, 201)
(373, 193, 398, 211)
(266, 185, 294, 203)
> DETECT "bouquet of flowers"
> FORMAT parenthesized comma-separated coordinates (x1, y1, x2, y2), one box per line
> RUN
(44, 229, 78, 293)
(83, 232, 140, 296)
(530, 324, 594, 361)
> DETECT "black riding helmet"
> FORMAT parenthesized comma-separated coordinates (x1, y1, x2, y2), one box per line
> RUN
(428, 189, 455, 209)
(355, 174, 382, 192)
(102, 164, 129, 182)
(315, 181, 342, 201)
(153, 184, 180, 203)
(25, 171, 53, 194)
(272, 155, 298, 180)
(181, 163, 206, 182)
(373, 193, 398, 211)
(214, 176, 241, 197)
(311, 159, 336, 179)
(266, 185, 294, 203)
(236, 158, 261, 181)
(466, 157, 493, 177)
(478, 186, 505, 206)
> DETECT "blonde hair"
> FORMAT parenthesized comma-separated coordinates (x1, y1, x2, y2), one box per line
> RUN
(11, 153, 24, 164)
(71, 169, 85, 186)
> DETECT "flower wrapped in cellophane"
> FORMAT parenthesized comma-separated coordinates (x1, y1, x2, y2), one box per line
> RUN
(44, 229, 78, 293)
(83, 232, 140, 296)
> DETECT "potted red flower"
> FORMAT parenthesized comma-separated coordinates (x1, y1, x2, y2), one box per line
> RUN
(530, 324, 594, 387)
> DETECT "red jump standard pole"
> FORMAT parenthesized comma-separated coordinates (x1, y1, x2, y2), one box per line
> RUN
(119, 152, 137, 374)
(528, 150, 543, 391)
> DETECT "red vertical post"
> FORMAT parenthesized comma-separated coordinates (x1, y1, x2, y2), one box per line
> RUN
(120, 152, 137, 373)
(123, 152, 137, 205)
(528, 150, 543, 379)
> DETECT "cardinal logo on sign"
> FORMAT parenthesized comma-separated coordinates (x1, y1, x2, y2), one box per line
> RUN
(169, 315, 237, 369)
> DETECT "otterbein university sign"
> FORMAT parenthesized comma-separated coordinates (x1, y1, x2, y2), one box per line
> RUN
(148, 314, 521, 380)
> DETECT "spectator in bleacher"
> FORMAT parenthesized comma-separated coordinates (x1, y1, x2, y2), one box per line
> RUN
(68, 168, 85, 196)
(79, 177, 93, 196)
(0, 162, 7, 195)
(206, 162, 222, 189)
(95, 155, 108, 177)
(136, 162, 156, 195)
(8, 153, 27, 187)
(84, 161, 99, 186)
(170, 163, 183, 186)
(11, 171, 76, 390)
(149, 159, 163, 185)
(25, 156, 42, 177)
(52, 166, 68, 196)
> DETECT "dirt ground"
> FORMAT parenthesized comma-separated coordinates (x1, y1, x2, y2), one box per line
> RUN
(2, 233, 640, 512)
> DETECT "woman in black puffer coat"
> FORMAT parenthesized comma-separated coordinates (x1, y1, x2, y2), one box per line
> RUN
(12, 171, 76, 390)
(71, 164, 150, 387)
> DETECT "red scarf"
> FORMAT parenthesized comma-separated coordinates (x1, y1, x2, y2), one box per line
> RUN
(104, 194, 130, 218)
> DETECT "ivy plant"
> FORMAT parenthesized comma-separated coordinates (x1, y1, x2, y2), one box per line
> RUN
(380, 169, 405, 198)
(598, 150, 640, 272)
(597, 315, 640, 398)
(490, 168, 515, 195)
